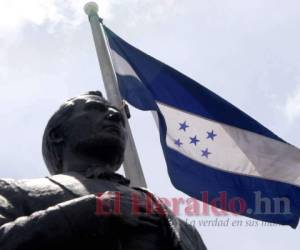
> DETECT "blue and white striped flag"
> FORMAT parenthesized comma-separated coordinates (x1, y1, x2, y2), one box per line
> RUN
(104, 26, 300, 228)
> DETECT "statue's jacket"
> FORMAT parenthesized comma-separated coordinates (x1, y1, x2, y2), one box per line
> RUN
(0, 172, 206, 250)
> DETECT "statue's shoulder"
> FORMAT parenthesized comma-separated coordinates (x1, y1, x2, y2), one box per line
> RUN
(0, 177, 57, 195)
(12, 177, 64, 197)
(0, 177, 72, 209)
(0, 178, 17, 192)
(0, 177, 69, 223)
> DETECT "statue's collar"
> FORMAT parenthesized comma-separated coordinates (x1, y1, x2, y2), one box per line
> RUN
(84, 168, 130, 186)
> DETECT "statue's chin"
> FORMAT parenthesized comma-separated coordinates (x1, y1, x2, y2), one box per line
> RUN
(73, 135, 125, 167)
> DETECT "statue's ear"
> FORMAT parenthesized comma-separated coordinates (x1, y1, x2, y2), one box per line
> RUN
(49, 127, 64, 144)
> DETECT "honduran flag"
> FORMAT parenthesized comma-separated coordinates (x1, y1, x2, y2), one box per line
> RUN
(104, 26, 300, 228)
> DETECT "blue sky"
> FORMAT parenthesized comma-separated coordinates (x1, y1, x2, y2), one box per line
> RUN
(0, 0, 300, 249)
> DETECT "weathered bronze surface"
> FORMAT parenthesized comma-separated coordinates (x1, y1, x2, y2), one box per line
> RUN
(0, 91, 206, 249)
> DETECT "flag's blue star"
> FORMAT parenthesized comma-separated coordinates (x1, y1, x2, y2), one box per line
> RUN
(206, 130, 217, 140)
(179, 121, 189, 131)
(174, 138, 183, 147)
(201, 148, 211, 158)
(189, 135, 200, 146)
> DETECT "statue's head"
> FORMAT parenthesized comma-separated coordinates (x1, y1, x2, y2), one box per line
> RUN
(42, 91, 127, 175)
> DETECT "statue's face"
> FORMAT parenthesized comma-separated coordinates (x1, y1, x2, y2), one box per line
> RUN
(63, 95, 127, 168)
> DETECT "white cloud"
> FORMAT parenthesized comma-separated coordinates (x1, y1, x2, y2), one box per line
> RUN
(0, 0, 108, 32)
(0, 0, 62, 31)
(107, 0, 182, 25)
(0, 0, 181, 33)
(284, 84, 300, 123)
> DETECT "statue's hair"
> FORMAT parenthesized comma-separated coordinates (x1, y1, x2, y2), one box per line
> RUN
(42, 91, 107, 175)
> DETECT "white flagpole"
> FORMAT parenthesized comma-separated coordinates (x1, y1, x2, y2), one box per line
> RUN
(84, 2, 147, 187)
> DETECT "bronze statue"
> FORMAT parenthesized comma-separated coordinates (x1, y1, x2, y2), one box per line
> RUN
(0, 91, 206, 249)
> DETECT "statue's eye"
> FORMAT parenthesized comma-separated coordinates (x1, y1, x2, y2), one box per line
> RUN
(107, 106, 120, 113)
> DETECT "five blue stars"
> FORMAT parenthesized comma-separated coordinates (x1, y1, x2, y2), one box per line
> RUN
(201, 148, 211, 158)
(176, 122, 217, 158)
(174, 138, 183, 147)
(206, 130, 217, 141)
(189, 135, 200, 146)
(179, 121, 189, 131)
